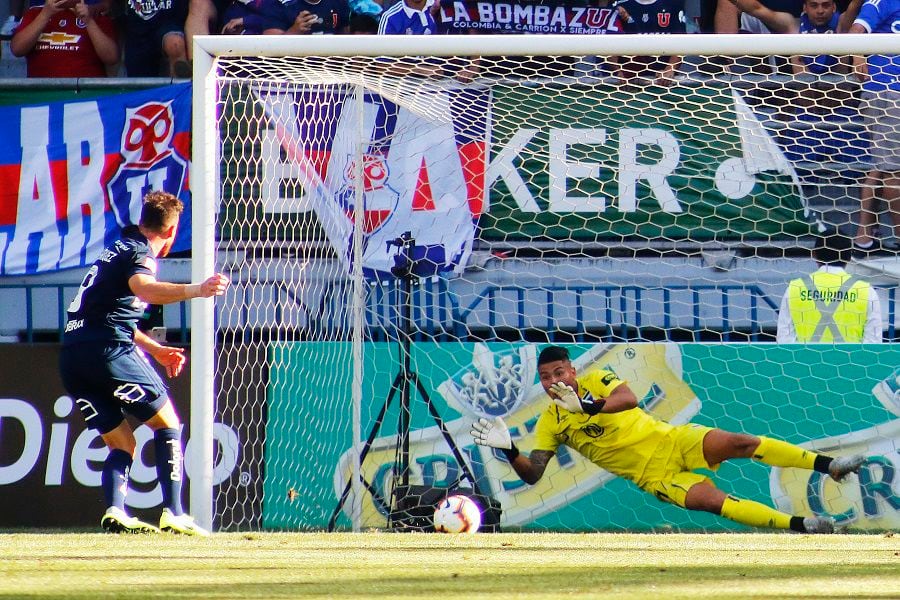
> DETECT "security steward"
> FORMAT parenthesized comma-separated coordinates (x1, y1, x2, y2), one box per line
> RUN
(777, 231, 883, 343)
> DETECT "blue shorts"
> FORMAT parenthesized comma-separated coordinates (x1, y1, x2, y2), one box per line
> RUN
(60, 342, 168, 434)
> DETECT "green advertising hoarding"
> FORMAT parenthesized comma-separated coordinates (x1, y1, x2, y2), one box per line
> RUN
(483, 84, 810, 242)
(264, 342, 899, 532)
(221, 82, 812, 250)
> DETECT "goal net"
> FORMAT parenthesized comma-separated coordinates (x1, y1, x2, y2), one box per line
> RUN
(192, 34, 900, 533)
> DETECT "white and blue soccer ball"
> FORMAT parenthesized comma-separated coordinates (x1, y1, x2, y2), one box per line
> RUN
(433, 495, 482, 534)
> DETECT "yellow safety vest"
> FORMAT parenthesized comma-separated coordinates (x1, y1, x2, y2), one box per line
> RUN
(787, 271, 871, 342)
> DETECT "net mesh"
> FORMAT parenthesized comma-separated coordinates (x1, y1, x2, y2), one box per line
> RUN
(209, 48, 899, 532)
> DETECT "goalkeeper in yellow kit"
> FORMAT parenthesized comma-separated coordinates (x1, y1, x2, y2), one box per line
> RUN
(471, 346, 864, 533)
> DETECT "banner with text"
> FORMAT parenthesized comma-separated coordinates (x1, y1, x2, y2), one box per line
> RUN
(482, 84, 811, 241)
(264, 342, 900, 532)
(256, 86, 487, 277)
(0, 345, 249, 529)
(247, 82, 811, 249)
(0, 84, 192, 276)
(437, 0, 620, 34)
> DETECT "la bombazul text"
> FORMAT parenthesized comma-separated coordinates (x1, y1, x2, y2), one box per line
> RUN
(437, 1, 620, 34)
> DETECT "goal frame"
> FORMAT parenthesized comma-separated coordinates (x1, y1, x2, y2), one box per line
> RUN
(190, 33, 900, 531)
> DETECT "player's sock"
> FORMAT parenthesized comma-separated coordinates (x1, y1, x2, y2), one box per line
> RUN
(751, 436, 817, 470)
(720, 495, 792, 530)
(813, 455, 834, 474)
(102, 449, 132, 511)
(154, 428, 184, 516)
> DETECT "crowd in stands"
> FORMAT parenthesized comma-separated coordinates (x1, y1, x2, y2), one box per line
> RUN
(0, 0, 891, 80)
(0, 0, 890, 79)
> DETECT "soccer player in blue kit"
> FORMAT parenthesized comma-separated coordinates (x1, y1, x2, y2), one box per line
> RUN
(60, 191, 230, 535)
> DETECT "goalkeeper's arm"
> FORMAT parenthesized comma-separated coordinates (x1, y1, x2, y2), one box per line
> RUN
(470, 417, 554, 484)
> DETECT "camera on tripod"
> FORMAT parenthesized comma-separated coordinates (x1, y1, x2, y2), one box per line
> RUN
(387, 231, 442, 279)
(328, 234, 503, 533)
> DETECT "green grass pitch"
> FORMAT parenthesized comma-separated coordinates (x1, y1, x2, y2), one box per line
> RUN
(1, 531, 897, 599)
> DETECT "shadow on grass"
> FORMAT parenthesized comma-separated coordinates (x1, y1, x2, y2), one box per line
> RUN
(1, 563, 897, 599)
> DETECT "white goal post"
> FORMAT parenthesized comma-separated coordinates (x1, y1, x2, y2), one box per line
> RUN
(191, 33, 900, 533)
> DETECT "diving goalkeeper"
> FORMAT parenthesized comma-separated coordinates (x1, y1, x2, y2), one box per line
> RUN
(470, 345, 864, 533)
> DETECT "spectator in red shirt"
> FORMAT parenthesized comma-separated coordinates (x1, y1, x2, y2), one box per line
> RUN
(10, 0, 118, 77)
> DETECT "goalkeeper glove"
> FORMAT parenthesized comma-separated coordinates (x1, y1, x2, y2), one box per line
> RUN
(549, 382, 606, 415)
(470, 416, 520, 461)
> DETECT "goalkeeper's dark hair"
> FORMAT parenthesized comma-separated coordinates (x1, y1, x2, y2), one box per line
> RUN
(538, 345, 570, 366)
(140, 191, 184, 233)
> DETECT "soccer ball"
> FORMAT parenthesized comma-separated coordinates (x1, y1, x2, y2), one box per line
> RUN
(433, 495, 482, 534)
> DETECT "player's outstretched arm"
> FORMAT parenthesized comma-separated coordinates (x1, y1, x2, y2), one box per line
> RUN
(511, 450, 553, 485)
(470, 417, 553, 484)
(129, 273, 230, 305)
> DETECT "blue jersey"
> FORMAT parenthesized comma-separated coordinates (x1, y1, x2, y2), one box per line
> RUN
(610, 0, 684, 76)
(855, 0, 900, 91)
(798, 12, 841, 74)
(63, 226, 155, 346)
(612, 0, 686, 34)
(378, 0, 436, 34)
(222, 0, 269, 34)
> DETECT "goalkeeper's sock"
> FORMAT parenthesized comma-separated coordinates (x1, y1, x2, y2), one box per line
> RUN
(720, 495, 793, 530)
(102, 449, 132, 511)
(751, 436, 818, 470)
(154, 428, 184, 516)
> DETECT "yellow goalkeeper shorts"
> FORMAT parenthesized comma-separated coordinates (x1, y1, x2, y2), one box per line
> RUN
(637, 423, 716, 509)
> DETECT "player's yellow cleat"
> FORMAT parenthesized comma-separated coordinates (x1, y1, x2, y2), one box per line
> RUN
(101, 507, 161, 534)
(160, 509, 210, 536)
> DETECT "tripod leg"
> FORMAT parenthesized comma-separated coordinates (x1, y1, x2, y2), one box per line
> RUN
(326, 372, 404, 531)
(413, 374, 488, 499)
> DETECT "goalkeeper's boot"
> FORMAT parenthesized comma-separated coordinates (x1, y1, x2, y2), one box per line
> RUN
(829, 455, 866, 482)
(802, 516, 835, 534)
(101, 507, 160, 534)
(160, 509, 210, 536)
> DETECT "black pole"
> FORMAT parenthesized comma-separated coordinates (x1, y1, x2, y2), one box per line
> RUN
(398, 272, 412, 490)
(333, 232, 497, 531)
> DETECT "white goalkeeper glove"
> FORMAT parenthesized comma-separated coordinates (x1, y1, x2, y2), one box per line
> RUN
(471, 416, 512, 449)
(549, 382, 583, 412)
(471, 416, 521, 461)
(549, 382, 606, 415)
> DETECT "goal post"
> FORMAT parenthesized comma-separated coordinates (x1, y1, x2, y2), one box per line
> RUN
(191, 33, 900, 533)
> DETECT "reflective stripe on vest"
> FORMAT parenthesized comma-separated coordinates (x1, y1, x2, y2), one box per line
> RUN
(787, 272, 870, 342)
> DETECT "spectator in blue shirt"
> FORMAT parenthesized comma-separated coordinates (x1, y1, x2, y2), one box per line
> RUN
(788, 0, 857, 121)
(791, 0, 850, 75)
(377, 0, 442, 77)
(377, 0, 436, 34)
(847, 0, 900, 253)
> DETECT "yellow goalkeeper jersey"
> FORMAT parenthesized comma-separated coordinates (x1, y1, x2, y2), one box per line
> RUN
(532, 369, 674, 484)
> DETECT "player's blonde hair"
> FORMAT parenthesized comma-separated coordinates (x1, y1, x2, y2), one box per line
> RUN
(140, 191, 184, 233)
